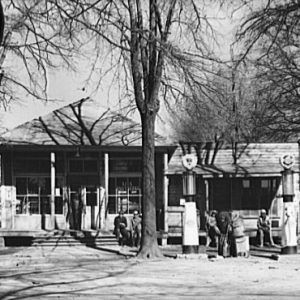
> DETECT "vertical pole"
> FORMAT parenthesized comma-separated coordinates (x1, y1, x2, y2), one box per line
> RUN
(205, 179, 209, 212)
(81, 187, 86, 230)
(51, 152, 55, 229)
(162, 153, 169, 246)
(163, 153, 169, 232)
(104, 153, 109, 228)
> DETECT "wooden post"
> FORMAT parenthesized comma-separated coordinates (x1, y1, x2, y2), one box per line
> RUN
(162, 153, 169, 246)
(104, 153, 109, 228)
(51, 152, 55, 229)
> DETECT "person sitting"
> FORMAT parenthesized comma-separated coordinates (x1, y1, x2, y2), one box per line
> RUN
(130, 210, 142, 248)
(205, 210, 220, 247)
(257, 209, 272, 247)
(113, 210, 130, 246)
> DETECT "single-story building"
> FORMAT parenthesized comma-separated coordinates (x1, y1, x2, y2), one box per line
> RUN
(0, 98, 174, 234)
(0, 98, 299, 243)
(166, 142, 300, 237)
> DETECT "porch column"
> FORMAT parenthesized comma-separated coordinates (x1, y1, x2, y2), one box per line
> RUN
(162, 153, 169, 246)
(103, 153, 109, 229)
(50, 152, 56, 229)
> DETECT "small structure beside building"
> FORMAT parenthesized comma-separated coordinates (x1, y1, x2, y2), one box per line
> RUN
(166, 142, 300, 241)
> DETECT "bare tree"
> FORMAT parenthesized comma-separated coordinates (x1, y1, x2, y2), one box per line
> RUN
(0, 1, 80, 109)
(34, 0, 222, 258)
(0, 1, 223, 258)
(171, 63, 267, 145)
(233, 0, 300, 140)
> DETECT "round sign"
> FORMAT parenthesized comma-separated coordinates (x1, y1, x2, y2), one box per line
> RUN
(182, 154, 198, 170)
(280, 154, 295, 170)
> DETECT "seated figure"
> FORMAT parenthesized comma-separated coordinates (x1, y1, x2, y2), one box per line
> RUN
(113, 210, 130, 246)
(257, 209, 272, 247)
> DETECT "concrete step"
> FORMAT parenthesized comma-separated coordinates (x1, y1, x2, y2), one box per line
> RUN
(32, 233, 118, 247)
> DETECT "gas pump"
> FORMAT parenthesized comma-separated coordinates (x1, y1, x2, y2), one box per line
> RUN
(182, 153, 199, 254)
(280, 154, 298, 254)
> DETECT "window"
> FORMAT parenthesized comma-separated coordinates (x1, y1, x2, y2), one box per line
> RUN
(242, 180, 250, 188)
(107, 177, 142, 214)
(15, 176, 63, 215)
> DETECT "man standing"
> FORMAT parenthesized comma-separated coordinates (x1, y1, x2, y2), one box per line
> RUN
(114, 210, 129, 246)
(131, 210, 142, 248)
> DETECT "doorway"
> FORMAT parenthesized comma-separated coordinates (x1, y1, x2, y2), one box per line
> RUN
(69, 185, 100, 230)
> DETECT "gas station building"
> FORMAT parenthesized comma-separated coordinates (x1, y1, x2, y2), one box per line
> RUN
(0, 97, 300, 244)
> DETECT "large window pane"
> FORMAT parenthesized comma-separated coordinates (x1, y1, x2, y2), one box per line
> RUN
(129, 196, 140, 213)
(16, 196, 28, 214)
(28, 196, 39, 214)
(16, 178, 27, 194)
(28, 178, 39, 194)
(108, 177, 142, 214)
(40, 178, 51, 194)
(40, 196, 50, 214)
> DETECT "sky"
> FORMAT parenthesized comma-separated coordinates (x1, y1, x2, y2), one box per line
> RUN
(0, 4, 238, 132)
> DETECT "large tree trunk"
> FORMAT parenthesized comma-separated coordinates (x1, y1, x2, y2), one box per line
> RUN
(0, 1, 4, 46)
(137, 111, 163, 259)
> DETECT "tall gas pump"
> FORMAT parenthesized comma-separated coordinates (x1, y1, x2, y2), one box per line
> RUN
(280, 154, 298, 254)
(182, 153, 199, 254)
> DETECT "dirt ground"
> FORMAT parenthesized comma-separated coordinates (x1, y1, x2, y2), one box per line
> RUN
(0, 245, 300, 299)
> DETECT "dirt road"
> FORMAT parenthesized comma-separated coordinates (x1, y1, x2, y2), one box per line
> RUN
(0, 245, 299, 299)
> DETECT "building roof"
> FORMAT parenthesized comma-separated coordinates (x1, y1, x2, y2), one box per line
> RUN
(167, 143, 300, 177)
(0, 98, 168, 147)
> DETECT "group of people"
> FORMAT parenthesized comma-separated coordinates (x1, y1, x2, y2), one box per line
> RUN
(206, 209, 273, 257)
(113, 210, 142, 247)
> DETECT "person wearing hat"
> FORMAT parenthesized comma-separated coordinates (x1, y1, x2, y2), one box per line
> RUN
(113, 210, 129, 246)
(130, 210, 142, 248)
(257, 209, 272, 247)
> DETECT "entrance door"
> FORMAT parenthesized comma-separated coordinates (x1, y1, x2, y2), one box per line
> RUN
(69, 185, 99, 230)
(69, 186, 82, 230)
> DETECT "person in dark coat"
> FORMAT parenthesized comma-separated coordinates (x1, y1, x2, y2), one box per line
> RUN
(205, 210, 220, 247)
(114, 210, 129, 246)
(217, 211, 233, 257)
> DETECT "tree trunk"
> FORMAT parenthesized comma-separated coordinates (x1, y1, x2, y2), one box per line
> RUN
(137, 111, 163, 259)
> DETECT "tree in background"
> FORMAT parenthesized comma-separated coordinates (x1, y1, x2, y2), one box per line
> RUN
(171, 63, 267, 146)
(234, 0, 300, 141)
(175, 1, 300, 145)
(0, 1, 80, 109)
